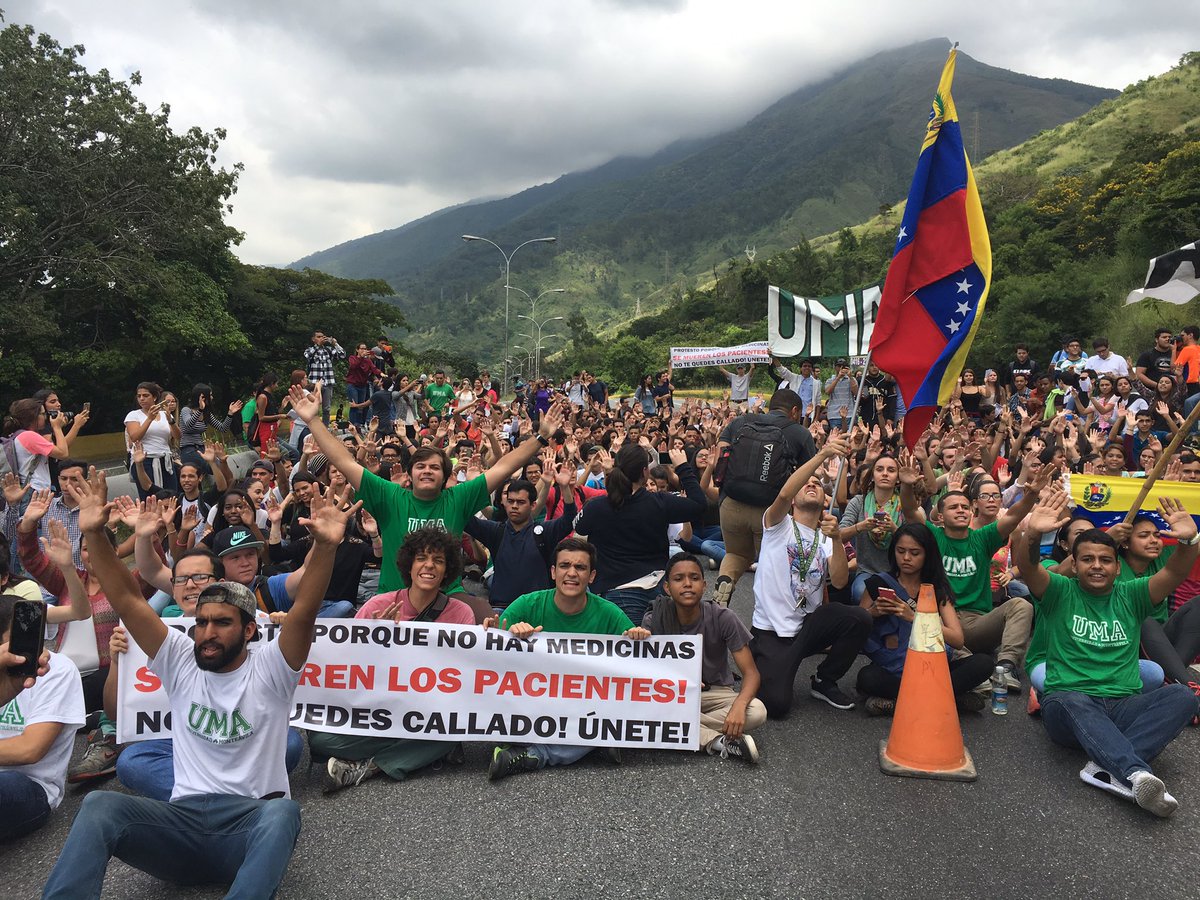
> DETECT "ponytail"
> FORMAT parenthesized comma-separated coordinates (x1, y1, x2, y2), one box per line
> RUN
(607, 445, 650, 509)
(4, 398, 43, 436)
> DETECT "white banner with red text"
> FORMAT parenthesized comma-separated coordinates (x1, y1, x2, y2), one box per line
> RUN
(117, 619, 701, 750)
(669, 342, 770, 369)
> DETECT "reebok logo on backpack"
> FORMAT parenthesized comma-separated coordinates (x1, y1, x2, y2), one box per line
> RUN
(723, 417, 793, 507)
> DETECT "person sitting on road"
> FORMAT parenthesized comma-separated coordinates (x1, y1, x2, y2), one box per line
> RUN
(1015, 488, 1200, 818)
(643, 552, 766, 763)
(750, 432, 872, 715)
(105, 547, 306, 801)
(484, 538, 649, 781)
(0, 594, 85, 841)
(313, 526, 476, 793)
(856, 523, 994, 717)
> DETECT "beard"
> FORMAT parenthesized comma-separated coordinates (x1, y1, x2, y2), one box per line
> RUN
(194, 633, 247, 671)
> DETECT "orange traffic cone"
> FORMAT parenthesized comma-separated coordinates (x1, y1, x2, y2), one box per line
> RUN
(878, 583, 977, 782)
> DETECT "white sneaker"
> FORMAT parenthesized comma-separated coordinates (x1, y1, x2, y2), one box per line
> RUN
(1129, 769, 1179, 817)
(1079, 761, 1134, 801)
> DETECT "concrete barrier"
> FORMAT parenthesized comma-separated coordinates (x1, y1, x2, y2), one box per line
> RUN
(102, 450, 263, 500)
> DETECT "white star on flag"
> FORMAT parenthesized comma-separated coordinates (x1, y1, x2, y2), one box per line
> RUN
(956, 301, 971, 316)
(947, 319, 961, 334)
(897, 227, 907, 241)
(956, 278, 973, 294)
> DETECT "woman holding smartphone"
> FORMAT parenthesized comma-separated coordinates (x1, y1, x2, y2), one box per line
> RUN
(856, 523, 994, 716)
(124, 382, 179, 497)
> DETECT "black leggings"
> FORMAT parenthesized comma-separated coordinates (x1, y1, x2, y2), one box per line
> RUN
(80, 667, 106, 714)
(1140, 597, 1200, 685)
(856, 653, 995, 699)
(751, 603, 873, 718)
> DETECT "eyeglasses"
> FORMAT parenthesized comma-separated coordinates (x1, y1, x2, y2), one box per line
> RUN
(976, 492, 1002, 501)
(171, 573, 217, 586)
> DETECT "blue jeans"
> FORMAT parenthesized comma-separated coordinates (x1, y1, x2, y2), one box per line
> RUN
(1185, 391, 1200, 431)
(42, 791, 301, 899)
(0, 770, 51, 840)
(681, 526, 725, 563)
(1030, 661, 1164, 696)
(529, 744, 593, 767)
(117, 730, 304, 802)
(1041, 684, 1198, 784)
(346, 384, 370, 427)
(319, 599, 355, 619)
(604, 585, 659, 627)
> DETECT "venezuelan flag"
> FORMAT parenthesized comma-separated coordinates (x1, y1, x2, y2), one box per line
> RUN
(869, 47, 991, 449)
(1067, 473, 1200, 531)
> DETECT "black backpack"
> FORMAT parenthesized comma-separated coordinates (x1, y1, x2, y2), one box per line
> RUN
(723, 416, 793, 506)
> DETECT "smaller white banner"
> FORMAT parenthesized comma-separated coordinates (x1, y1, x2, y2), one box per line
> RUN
(669, 342, 770, 369)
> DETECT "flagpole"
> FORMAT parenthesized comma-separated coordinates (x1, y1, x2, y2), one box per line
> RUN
(1120, 399, 1200, 524)
(827, 349, 873, 513)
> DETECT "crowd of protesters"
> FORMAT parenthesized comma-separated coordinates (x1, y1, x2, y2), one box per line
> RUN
(3, 324, 1200, 895)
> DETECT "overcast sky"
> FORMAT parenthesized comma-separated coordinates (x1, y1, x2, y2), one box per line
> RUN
(8, 1, 1193, 265)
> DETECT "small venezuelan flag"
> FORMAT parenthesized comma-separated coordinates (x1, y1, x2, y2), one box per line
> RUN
(869, 46, 991, 449)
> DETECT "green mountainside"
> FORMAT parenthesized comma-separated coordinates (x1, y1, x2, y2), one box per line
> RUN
(597, 52, 1200, 393)
(292, 38, 1115, 365)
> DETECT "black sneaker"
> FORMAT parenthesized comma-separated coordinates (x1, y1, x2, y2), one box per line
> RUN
(713, 576, 734, 607)
(810, 676, 855, 710)
(956, 692, 986, 714)
(707, 734, 760, 764)
(863, 696, 896, 717)
(488, 745, 539, 781)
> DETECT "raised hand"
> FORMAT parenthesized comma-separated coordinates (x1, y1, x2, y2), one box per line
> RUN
(819, 432, 851, 461)
(135, 497, 163, 539)
(1165, 456, 1184, 482)
(42, 519, 75, 568)
(289, 382, 322, 424)
(299, 486, 361, 546)
(302, 434, 317, 456)
(265, 439, 282, 462)
(897, 450, 922, 486)
(130, 441, 146, 465)
(19, 489, 53, 530)
(158, 496, 178, 530)
(555, 463, 573, 488)
(228, 398, 245, 416)
(818, 511, 840, 538)
(1026, 485, 1072, 534)
(180, 505, 200, 534)
(1157, 496, 1198, 544)
(65, 467, 110, 534)
(1, 472, 30, 507)
(360, 508, 379, 538)
(668, 446, 687, 467)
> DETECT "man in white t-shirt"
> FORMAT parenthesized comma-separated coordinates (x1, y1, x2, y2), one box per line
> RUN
(44, 470, 356, 899)
(719, 363, 756, 404)
(0, 595, 84, 841)
(750, 432, 871, 716)
(1087, 337, 1130, 379)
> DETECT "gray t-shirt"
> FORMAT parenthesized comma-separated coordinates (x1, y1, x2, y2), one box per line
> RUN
(825, 374, 854, 416)
(839, 493, 895, 577)
(642, 603, 750, 686)
(728, 372, 751, 401)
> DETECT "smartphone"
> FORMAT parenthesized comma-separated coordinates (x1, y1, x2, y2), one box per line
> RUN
(81, 402, 91, 415)
(874, 587, 898, 607)
(7, 600, 46, 679)
(874, 511, 888, 521)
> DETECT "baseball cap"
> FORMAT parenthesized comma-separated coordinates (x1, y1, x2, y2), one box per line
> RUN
(196, 581, 258, 619)
(836, 358, 850, 366)
(212, 526, 265, 557)
(250, 459, 273, 473)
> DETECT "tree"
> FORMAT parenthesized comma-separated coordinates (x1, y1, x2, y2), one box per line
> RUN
(0, 21, 244, 422)
(604, 335, 655, 390)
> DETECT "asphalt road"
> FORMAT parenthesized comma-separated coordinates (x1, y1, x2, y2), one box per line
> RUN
(3, 573, 1197, 899)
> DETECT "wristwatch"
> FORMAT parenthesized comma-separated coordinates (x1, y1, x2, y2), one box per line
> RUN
(536, 434, 550, 446)
(1179, 533, 1200, 546)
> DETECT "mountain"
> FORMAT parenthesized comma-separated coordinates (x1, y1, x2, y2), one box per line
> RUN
(599, 51, 1200, 392)
(291, 38, 1117, 363)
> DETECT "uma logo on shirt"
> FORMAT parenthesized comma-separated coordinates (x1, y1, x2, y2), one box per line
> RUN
(1071, 615, 1128, 647)
(187, 702, 253, 744)
(406, 517, 447, 532)
(942, 555, 977, 578)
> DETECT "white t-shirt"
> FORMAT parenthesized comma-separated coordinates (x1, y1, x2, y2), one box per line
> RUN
(12, 430, 55, 490)
(752, 515, 832, 637)
(0, 652, 84, 808)
(124, 409, 173, 457)
(728, 372, 751, 401)
(1088, 353, 1129, 378)
(149, 626, 301, 801)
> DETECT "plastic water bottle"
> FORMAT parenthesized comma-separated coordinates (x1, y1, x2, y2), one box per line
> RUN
(990, 665, 1008, 716)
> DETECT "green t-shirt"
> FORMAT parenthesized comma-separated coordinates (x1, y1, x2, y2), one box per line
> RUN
(356, 469, 490, 594)
(424, 382, 455, 414)
(1118, 545, 1173, 624)
(501, 589, 634, 636)
(931, 522, 1004, 614)
(1040, 571, 1161, 697)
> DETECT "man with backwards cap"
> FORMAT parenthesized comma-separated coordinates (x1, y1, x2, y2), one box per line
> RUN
(44, 470, 357, 898)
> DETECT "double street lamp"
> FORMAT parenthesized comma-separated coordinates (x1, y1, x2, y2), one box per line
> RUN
(517, 313, 564, 382)
(461, 234, 557, 395)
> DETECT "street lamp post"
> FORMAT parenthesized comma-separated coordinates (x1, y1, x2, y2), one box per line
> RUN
(461, 234, 557, 397)
(518, 313, 564, 382)
(507, 285, 566, 321)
